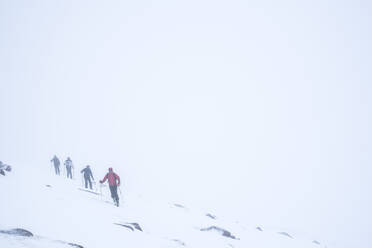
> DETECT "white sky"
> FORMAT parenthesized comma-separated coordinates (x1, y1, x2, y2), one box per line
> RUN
(1, 1, 371, 247)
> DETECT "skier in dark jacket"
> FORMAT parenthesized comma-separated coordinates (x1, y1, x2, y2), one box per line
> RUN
(51, 155, 60, 175)
(100, 168, 121, 206)
(0, 161, 12, 176)
(81, 165, 94, 189)
(64, 157, 74, 179)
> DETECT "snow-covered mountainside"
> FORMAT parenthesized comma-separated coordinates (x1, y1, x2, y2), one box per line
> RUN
(1, 166, 329, 248)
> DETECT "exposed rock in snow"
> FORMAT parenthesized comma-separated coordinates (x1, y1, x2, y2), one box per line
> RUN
(127, 222, 143, 232)
(277, 232, 293, 239)
(114, 222, 143, 232)
(60, 241, 84, 248)
(174, 203, 186, 209)
(206, 213, 217, 220)
(171, 239, 186, 246)
(0, 228, 85, 248)
(0, 228, 33, 237)
(200, 226, 238, 239)
(114, 223, 135, 231)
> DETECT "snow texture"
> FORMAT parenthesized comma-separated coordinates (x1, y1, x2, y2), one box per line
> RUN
(1, 166, 331, 248)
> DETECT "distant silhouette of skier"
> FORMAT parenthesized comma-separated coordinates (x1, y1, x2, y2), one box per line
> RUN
(81, 165, 94, 189)
(0, 161, 12, 176)
(100, 168, 121, 206)
(51, 155, 60, 175)
(64, 157, 74, 179)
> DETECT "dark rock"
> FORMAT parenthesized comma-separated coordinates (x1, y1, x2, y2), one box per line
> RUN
(312, 240, 321, 245)
(55, 240, 84, 248)
(174, 203, 185, 209)
(114, 222, 143, 232)
(200, 226, 238, 240)
(256, 227, 263, 232)
(46, 185, 52, 187)
(68, 243, 84, 248)
(277, 232, 293, 239)
(114, 223, 134, 231)
(127, 223, 143, 232)
(0, 229, 84, 248)
(206, 213, 216, 220)
(171, 239, 186, 246)
(0, 228, 33, 237)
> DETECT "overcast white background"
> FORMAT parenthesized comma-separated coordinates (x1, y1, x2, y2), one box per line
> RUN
(1, 1, 371, 248)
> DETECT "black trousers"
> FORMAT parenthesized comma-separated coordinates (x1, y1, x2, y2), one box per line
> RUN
(109, 185, 119, 202)
(84, 177, 92, 189)
(54, 165, 60, 175)
(66, 167, 72, 179)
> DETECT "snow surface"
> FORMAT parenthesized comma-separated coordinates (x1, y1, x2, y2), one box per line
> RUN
(1, 166, 329, 248)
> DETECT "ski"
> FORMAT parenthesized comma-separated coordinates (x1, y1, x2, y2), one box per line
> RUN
(78, 188, 101, 195)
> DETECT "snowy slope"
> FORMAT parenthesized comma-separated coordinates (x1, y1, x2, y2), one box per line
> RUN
(1, 166, 329, 248)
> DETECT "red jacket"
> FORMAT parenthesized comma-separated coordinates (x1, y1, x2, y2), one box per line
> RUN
(101, 172, 120, 186)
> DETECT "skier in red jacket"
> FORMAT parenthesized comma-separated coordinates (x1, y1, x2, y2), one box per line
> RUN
(100, 168, 121, 206)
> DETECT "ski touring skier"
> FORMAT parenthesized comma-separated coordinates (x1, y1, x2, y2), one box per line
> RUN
(64, 157, 74, 179)
(0, 161, 12, 176)
(81, 165, 94, 190)
(51, 155, 60, 175)
(100, 168, 121, 206)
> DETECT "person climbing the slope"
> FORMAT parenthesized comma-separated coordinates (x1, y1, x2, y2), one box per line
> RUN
(51, 155, 60, 175)
(64, 157, 74, 179)
(100, 168, 121, 206)
(0, 161, 12, 176)
(81, 165, 94, 189)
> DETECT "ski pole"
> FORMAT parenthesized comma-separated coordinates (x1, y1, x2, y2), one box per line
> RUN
(118, 186, 122, 196)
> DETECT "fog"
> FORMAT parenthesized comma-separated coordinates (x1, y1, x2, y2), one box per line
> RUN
(1, 1, 371, 247)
